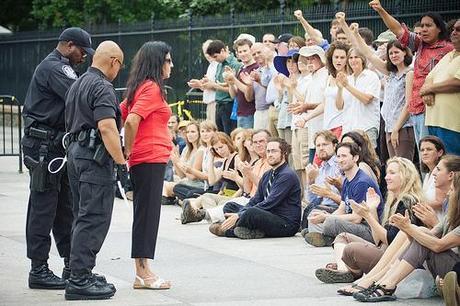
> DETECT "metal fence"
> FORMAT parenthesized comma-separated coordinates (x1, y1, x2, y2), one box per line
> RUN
(0, 95, 23, 172)
(0, 0, 459, 108)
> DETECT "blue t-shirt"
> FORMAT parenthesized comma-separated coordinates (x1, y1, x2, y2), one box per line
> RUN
(341, 169, 384, 221)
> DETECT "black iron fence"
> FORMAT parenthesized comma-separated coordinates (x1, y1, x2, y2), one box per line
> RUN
(0, 95, 23, 172)
(0, 0, 459, 107)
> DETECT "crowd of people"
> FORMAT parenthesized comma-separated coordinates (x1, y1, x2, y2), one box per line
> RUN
(176, 0, 460, 303)
(20, 0, 460, 303)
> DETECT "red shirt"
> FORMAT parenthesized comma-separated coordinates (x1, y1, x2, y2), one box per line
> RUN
(398, 24, 454, 115)
(236, 62, 259, 116)
(120, 80, 173, 167)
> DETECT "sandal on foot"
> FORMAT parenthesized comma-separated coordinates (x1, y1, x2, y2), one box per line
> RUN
(353, 283, 396, 302)
(443, 271, 458, 306)
(337, 283, 367, 296)
(315, 268, 356, 284)
(133, 275, 171, 290)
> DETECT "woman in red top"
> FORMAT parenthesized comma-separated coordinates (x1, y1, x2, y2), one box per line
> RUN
(369, 0, 453, 146)
(121, 41, 173, 290)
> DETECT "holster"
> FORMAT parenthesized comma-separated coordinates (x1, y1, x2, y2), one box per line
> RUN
(24, 145, 49, 192)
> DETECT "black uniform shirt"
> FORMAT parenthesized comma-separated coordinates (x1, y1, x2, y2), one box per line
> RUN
(65, 67, 121, 134)
(23, 49, 78, 130)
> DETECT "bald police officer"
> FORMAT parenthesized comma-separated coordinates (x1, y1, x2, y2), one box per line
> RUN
(64, 41, 126, 300)
(22, 27, 94, 289)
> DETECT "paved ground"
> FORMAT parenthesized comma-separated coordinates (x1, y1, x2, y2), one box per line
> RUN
(0, 156, 443, 306)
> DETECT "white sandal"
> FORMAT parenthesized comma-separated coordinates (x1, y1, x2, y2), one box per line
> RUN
(133, 275, 171, 290)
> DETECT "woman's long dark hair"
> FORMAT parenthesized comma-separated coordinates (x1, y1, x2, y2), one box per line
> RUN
(124, 41, 171, 105)
(421, 12, 449, 41)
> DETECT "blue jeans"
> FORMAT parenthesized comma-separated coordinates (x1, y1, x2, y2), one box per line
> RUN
(428, 126, 460, 155)
(237, 115, 254, 129)
(411, 113, 429, 149)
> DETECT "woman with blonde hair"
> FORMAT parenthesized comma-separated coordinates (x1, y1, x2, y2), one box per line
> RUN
(353, 156, 460, 302)
(162, 121, 205, 203)
(315, 157, 423, 284)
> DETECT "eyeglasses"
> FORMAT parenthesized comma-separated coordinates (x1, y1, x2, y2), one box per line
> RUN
(111, 57, 125, 69)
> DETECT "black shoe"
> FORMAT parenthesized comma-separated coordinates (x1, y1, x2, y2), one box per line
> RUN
(65, 273, 115, 300)
(29, 264, 66, 290)
(91, 273, 116, 293)
(162, 196, 178, 206)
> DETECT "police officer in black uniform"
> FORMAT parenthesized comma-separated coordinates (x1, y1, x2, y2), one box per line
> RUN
(22, 27, 94, 289)
(64, 41, 126, 300)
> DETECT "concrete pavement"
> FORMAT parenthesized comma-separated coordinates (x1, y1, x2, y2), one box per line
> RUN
(0, 156, 443, 306)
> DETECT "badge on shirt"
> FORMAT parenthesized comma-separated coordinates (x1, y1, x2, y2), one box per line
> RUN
(62, 65, 78, 80)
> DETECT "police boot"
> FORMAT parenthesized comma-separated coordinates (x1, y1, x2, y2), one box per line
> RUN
(62, 258, 71, 280)
(65, 272, 115, 300)
(29, 261, 66, 289)
(91, 273, 116, 293)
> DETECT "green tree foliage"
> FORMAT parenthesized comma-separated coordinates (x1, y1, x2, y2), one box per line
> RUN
(31, 0, 183, 29)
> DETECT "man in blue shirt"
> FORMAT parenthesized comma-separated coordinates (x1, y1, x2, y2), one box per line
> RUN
(301, 131, 343, 231)
(210, 138, 301, 239)
(305, 142, 383, 247)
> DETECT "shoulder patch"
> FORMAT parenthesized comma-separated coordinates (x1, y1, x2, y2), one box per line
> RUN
(61, 65, 78, 80)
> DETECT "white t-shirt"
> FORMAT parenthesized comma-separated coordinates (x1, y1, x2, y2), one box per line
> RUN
(323, 76, 345, 130)
(342, 69, 381, 133)
(203, 61, 218, 104)
(304, 67, 328, 148)
(291, 74, 312, 131)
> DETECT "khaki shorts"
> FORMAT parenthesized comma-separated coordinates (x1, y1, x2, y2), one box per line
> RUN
(291, 128, 309, 170)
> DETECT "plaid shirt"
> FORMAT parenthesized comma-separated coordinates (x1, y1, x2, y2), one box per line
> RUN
(398, 24, 453, 115)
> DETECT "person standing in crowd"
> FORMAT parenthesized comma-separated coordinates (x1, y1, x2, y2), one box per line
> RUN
(188, 40, 218, 123)
(204, 40, 242, 134)
(299, 42, 351, 140)
(369, 0, 454, 146)
(338, 16, 416, 160)
(294, 10, 331, 50)
(22, 27, 94, 290)
(65, 41, 124, 300)
(226, 38, 259, 128)
(420, 19, 460, 155)
(336, 45, 381, 148)
(121, 41, 173, 290)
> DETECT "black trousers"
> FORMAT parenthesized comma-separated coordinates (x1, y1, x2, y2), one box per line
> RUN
(66, 142, 115, 275)
(215, 102, 236, 135)
(22, 135, 73, 262)
(130, 163, 166, 259)
(223, 202, 299, 238)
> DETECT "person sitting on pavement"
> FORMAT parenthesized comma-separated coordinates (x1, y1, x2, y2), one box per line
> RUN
(337, 154, 459, 297)
(180, 132, 242, 224)
(352, 156, 460, 303)
(182, 129, 272, 224)
(314, 157, 424, 284)
(209, 137, 301, 239)
(301, 130, 343, 234)
(305, 142, 384, 247)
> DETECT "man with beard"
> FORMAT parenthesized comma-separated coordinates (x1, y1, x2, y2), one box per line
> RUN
(211, 138, 301, 239)
(301, 130, 342, 233)
(304, 142, 383, 247)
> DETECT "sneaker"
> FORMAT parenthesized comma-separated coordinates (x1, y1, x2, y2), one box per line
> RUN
(209, 222, 225, 237)
(315, 268, 357, 283)
(181, 200, 206, 224)
(29, 264, 66, 290)
(304, 232, 334, 247)
(234, 227, 265, 239)
(443, 271, 459, 306)
(300, 228, 309, 238)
